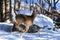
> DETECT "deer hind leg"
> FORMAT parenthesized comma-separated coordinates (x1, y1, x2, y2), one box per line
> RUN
(13, 21, 25, 32)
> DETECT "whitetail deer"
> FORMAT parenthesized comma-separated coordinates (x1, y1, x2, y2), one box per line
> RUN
(13, 4, 39, 33)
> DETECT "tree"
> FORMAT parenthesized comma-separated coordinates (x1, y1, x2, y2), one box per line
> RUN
(5, 0, 12, 22)
(44, 0, 52, 12)
(53, 0, 59, 9)
(0, 0, 3, 22)
(14, 0, 20, 11)
(39, 0, 45, 13)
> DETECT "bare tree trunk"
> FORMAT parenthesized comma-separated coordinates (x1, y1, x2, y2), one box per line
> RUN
(54, 0, 59, 9)
(5, 0, 12, 23)
(0, 0, 3, 22)
(14, 0, 20, 11)
(44, 0, 52, 12)
(40, 0, 45, 14)
(2, 0, 6, 22)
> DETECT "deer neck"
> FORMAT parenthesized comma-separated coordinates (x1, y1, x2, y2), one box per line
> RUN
(31, 11, 37, 21)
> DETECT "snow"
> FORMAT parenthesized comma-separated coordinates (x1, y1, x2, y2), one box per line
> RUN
(17, 10, 32, 16)
(0, 0, 60, 40)
(0, 14, 60, 40)
(34, 14, 54, 29)
(0, 2, 59, 39)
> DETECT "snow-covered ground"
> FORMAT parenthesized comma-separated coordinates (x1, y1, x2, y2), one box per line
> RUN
(0, 14, 60, 40)
(0, 0, 60, 40)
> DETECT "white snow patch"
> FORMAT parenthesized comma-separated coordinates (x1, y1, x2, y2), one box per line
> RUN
(34, 14, 54, 28)
(0, 22, 13, 26)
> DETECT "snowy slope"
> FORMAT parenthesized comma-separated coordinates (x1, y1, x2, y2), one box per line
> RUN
(34, 14, 54, 28)
(0, 14, 60, 40)
(0, 0, 60, 40)
(0, 2, 58, 39)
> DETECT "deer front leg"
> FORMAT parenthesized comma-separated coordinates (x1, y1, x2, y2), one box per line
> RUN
(24, 20, 32, 33)
(25, 26, 30, 33)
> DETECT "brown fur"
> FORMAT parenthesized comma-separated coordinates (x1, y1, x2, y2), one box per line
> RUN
(13, 7, 39, 33)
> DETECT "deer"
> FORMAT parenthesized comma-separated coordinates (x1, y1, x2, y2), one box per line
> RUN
(12, 3, 40, 33)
